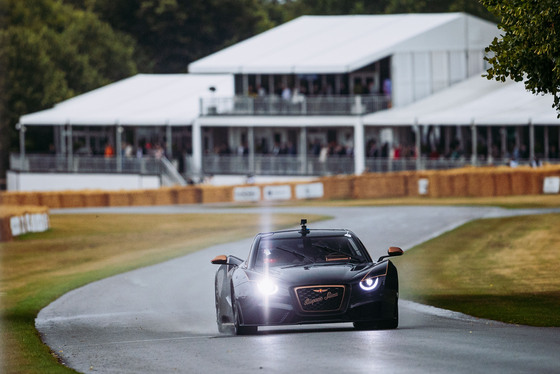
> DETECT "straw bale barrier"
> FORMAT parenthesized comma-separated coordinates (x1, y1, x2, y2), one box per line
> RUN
(59, 191, 87, 208)
(0, 165, 559, 211)
(129, 189, 156, 206)
(354, 173, 408, 199)
(200, 185, 234, 204)
(39, 192, 62, 209)
(319, 175, 355, 200)
(173, 186, 202, 205)
(81, 191, 109, 207)
(107, 191, 132, 207)
(0, 205, 49, 242)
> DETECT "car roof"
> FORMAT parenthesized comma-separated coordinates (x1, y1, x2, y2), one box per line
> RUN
(257, 229, 355, 240)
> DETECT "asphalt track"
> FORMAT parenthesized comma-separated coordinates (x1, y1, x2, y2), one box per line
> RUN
(36, 205, 560, 373)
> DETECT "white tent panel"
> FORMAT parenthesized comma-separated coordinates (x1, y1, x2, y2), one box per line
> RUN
(20, 74, 234, 126)
(419, 80, 558, 126)
(363, 75, 504, 126)
(189, 13, 497, 74)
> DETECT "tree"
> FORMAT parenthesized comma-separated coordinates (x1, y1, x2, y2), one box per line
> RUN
(0, 0, 138, 180)
(79, 0, 275, 73)
(481, 0, 560, 115)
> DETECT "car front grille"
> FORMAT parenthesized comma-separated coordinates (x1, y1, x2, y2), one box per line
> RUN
(294, 285, 346, 312)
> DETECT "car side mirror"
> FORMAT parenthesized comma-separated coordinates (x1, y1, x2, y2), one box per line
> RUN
(377, 246, 403, 262)
(211, 255, 228, 265)
(211, 255, 244, 267)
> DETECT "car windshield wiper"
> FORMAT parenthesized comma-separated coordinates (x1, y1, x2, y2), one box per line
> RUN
(312, 244, 361, 262)
(275, 246, 314, 264)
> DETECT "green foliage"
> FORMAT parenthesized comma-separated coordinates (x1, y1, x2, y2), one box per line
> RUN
(264, 0, 494, 23)
(0, 0, 138, 177)
(481, 0, 560, 116)
(80, 0, 275, 73)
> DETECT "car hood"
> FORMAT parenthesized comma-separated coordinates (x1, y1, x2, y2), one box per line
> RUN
(263, 263, 377, 285)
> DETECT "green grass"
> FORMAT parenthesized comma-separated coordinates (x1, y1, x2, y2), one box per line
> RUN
(393, 213, 560, 326)
(1, 213, 325, 373)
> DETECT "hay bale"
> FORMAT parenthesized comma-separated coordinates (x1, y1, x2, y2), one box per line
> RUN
(493, 170, 513, 196)
(17, 192, 41, 206)
(401, 171, 420, 197)
(320, 175, 354, 200)
(129, 190, 156, 206)
(467, 171, 495, 197)
(39, 192, 62, 209)
(0, 216, 13, 241)
(0, 192, 22, 205)
(175, 186, 202, 205)
(81, 191, 109, 207)
(107, 191, 131, 206)
(59, 191, 85, 208)
(200, 185, 234, 204)
(449, 170, 469, 197)
(153, 188, 175, 205)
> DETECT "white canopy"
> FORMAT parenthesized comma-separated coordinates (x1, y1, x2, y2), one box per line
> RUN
(189, 13, 498, 74)
(20, 74, 234, 127)
(363, 75, 560, 126)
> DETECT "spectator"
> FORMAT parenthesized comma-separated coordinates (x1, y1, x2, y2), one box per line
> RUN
(104, 143, 114, 158)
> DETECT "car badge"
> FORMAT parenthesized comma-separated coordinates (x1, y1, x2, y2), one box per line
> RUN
(313, 288, 328, 293)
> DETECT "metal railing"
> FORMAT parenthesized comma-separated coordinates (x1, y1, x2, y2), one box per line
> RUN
(200, 95, 390, 116)
(195, 155, 355, 176)
(186, 155, 482, 176)
(12, 153, 558, 181)
(10, 154, 187, 186)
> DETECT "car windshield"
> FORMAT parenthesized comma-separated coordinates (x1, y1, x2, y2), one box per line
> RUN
(254, 235, 368, 268)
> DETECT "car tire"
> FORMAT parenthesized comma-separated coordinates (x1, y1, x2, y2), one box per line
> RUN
(353, 297, 399, 330)
(232, 293, 257, 335)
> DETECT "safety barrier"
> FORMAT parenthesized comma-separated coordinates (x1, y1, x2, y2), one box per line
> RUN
(1, 165, 559, 241)
(0, 205, 50, 241)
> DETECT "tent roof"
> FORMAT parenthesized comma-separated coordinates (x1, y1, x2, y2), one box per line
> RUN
(20, 74, 234, 126)
(363, 75, 560, 126)
(189, 13, 498, 74)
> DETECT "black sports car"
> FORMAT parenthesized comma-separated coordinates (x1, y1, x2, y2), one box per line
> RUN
(211, 219, 403, 335)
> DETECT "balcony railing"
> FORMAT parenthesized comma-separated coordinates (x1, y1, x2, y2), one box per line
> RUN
(200, 95, 390, 116)
(12, 153, 556, 181)
(187, 155, 491, 176)
(9, 154, 187, 186)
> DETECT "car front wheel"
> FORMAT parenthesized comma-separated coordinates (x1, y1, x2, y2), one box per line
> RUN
(232, 296, 257, 335)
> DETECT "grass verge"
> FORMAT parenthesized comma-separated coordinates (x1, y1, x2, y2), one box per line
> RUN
(0, 213, 325, 373)
(393, 213, 560, 326)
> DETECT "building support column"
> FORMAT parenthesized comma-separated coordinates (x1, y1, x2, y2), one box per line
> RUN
(500, 126, 506, 159)
(116, 125, 123, 172)
(60, 125, 66, 156)
(166, 124, 172, 159)
(299, 126, 307, 174)
(248, 126, 255, 174)
(487, 126, 493, 164)
(67, 124, 73, 171)
(414, 121, 421, 171)
(470, 120, 477, 166)
(16, 123, 26, 170)
(354, 119, 365, 175)
(192, 119, 202, 179)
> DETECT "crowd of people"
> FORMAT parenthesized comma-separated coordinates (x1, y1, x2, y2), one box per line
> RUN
(102, 141, 166, 159)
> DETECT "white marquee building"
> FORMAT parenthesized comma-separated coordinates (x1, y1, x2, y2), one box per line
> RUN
(11, 13, 560, 190)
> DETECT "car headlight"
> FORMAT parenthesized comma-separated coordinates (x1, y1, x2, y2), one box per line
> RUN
(359, 277, 379, 291)
(257, 278, 278, 295)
